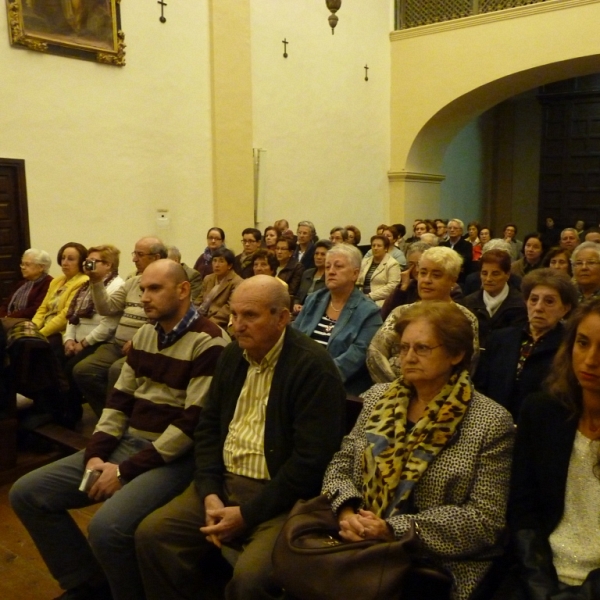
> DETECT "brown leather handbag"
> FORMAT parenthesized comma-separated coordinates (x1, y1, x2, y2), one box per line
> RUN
(272, 494, 452, 600)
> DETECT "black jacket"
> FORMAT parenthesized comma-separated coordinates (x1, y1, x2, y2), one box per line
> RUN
(460, 287, 528, 349)
(473, 323, 565, 419)
(193, 327, 346, 530)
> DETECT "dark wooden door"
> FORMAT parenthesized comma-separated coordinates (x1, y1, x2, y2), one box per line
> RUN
(0, 159, 30, 305)
(538, 75, 600, 230)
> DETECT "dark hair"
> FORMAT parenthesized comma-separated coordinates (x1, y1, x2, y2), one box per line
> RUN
(480, 249, 511, 273)
(252, 249, 278, 273)
(479, 227, 493, 238)
(391, 223, 406, 238)
(242, 228, 262, 242)
(370, 234, 390, 250)
(314, 240, 333, 252)
(207, 227, 225, 242)
(521, 268, 578, 309)
(276, 236, 296, 252)
(212, 247, 235, 266)
(522, 232, 546, 260)
(148, 240, 168, 259)
(383, 225, 399, 241)
(345, 225, 362, 245)
(546, 299, 600, 480)
(57, 242, 88, 273)
(264, 226, 278, 238)
(504, 223, 518, 235)
(543, 247, 573, 275)
(467, 221, 481, 234)
(393, 301, 473, 373)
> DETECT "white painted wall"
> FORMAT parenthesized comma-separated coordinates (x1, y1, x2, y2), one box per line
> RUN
(250, 1, 393, 240)
(0, 1, 213, 275)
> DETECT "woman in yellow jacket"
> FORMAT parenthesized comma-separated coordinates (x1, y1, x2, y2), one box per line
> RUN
(32, 242, 88, 341)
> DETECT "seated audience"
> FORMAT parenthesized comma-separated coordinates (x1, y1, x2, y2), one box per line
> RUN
(543, 246, 572, 276)
(380, 241, 432, 320)
(293, 239, 331, 315)
(329, 226, 349, 245)
(364, 225, 407, 267)
(323, 302, 514, 600)
(275, 237, 304, 299)
(234, 228, 261, 279)
(274, 218, 290, 235)
(167, 245, 202, 299)
(251, 249, 280, 278)
(572, 241, 600, 303)
(294, 220, 317, 269)
(584, 226, 600, 244)
(503, 223, 523, 262)
(479, 227, 492, 246)
(511, 232, 546, 278)
(391, 222, 409, 255)
(0, 249, 52, 319)
(263, 225, 278, 252)
(541, 216, 560, 248)
(406, 220, 427, 243)
(32, 242, 88, 342)
(367, 246, 479, 384)
(293, 244, 382, 395)
(467, 220, 482, 261)
(357, 235, 401, 307)
(345, 224, 361, 246)
(193, 227, 226, 279)
(440, 219, 472, 284)
(72, 237, 166, 416)
(194, 248, 242, 329)
(61, 245, 124, 425)
(474, 268, 577, 419)
(508, 299, 600, 599)
(461, 249, 528, 348)
(134, 276, 346, 600)
(10, 260, 228, 600)
(560, 227, 580, 252)
(435, 219, 449, 243)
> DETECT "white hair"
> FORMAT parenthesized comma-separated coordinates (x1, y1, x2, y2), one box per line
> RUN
(23, 248, 52, 273)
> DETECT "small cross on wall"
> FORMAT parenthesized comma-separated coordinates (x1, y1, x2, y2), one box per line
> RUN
(158, 0, 167, 23)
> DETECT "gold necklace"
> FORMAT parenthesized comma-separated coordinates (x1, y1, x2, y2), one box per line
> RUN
(329, 300, 343, 312)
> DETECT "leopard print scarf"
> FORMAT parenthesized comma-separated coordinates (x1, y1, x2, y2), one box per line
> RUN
(361, 369, 472, 518)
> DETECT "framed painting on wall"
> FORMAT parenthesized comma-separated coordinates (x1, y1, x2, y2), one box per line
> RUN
(6, 0, 125, 66)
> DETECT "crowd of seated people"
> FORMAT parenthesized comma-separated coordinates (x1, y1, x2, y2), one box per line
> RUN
(3, 213, 600, 600)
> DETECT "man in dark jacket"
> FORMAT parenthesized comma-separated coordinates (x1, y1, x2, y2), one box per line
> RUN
(136, 275, 346, 600)
(440, 218, 472, 285)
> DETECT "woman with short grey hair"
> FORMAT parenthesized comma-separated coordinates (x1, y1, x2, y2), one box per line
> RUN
(0, 249, 53, 319)
(571, 241, 600, 303)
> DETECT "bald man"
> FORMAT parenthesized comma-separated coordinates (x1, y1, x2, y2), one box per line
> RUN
(136, 275, 347, 600)
(73, 236, 167, 415)
(10, 259, 229, 600)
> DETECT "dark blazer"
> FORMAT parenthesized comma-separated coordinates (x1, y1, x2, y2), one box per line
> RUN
(294, 268, 325, 306)
(233, 253, 255, 279)
(473, 324, 565, 419)
(193, 326, 346, 530)
(0, 274, 53, 319)
(294, 243, 316, 270)
(506, 393, 600, 599)
(276, 258, 304, 298)
(441, 237, 472, 283)
(460, 287, 528, 348)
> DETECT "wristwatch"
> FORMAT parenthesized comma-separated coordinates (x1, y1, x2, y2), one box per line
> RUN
(116, 466, 125, 484)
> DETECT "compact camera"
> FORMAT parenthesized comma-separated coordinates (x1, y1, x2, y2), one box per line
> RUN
(83, 259, 97, 271)
(79, 468, 101, 493)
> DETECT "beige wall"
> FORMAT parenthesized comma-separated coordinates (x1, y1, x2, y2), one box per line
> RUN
(250, 1, 393, 239)
(0, 1, 213, 275)
(390, 0, 600, 225)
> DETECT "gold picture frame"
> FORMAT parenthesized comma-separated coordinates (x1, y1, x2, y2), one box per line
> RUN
(6, 0, 125, 66)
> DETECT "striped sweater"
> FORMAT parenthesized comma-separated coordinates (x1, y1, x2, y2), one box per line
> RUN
(84, 315, 228, 480)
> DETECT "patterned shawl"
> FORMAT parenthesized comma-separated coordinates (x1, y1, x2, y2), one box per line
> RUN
(362, 369, 472, 518)
(66, 273, 116, 325)
(7, 274, 47, 314)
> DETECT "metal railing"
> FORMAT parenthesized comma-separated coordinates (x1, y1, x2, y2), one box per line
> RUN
(395, 0, 551, 30)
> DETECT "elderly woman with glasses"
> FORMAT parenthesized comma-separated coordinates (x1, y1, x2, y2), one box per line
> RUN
(193, 228, 226, 280)
(322, 302, 514, 600)
(367, 246, 479, 384)
(571, 241, 600, 303)
(0, 249, 53, 320)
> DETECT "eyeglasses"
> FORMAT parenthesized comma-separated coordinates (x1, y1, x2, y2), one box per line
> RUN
(399, 343, 443, 357)
(241, 239, 258, 245)
(207, 236, 222, 242)
(572, 260, 600, 268)
(131, 251, 155, 258)
(20, 261, 36, 267)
